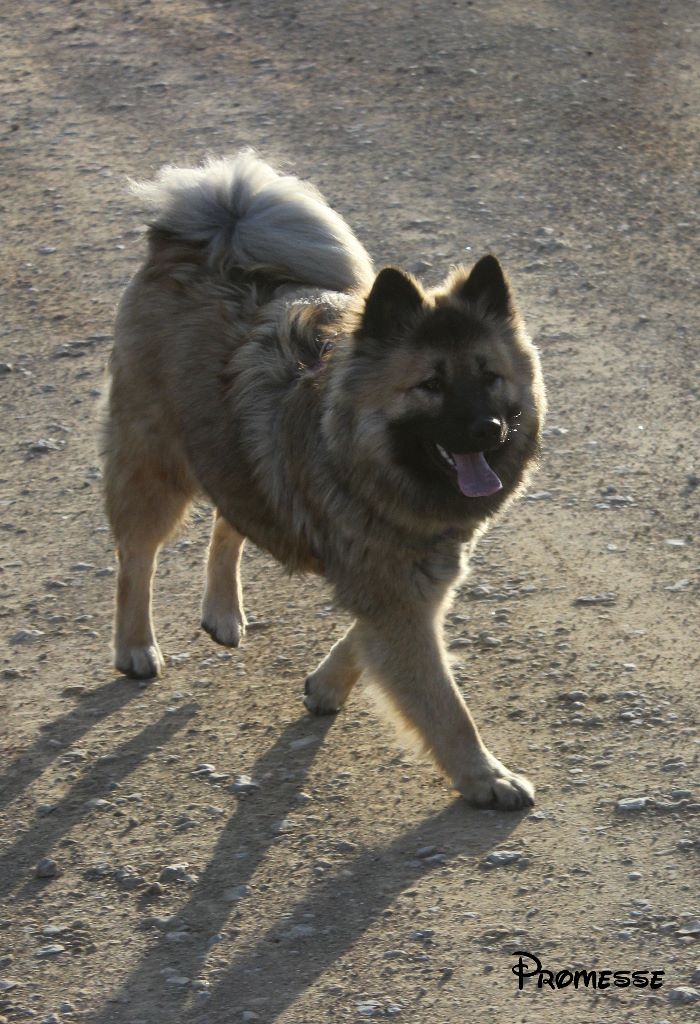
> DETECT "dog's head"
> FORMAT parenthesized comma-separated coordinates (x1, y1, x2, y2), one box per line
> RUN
(326, 256, 546, 528)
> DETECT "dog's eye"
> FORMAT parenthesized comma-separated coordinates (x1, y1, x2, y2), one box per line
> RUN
(483, 371, 502, 387)
(417, 376, 443, 393)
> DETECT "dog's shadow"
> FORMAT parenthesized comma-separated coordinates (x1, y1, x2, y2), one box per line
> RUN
(0, 677, 143, 814)
(78, 713, 527, 1024)
(0, 689, 198, 900)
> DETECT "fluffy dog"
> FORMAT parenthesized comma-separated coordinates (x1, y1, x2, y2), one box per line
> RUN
(102, 152, 546, 809)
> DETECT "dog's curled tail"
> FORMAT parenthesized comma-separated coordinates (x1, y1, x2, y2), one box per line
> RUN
(131, 151, 374, 293)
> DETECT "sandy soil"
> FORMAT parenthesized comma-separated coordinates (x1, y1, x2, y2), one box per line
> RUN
(1, 1, 699, 1022)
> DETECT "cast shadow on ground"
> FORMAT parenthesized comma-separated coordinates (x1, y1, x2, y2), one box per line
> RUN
(0, 677, 144, 814)
(0, 700, 198, 899)
(83, 713, 526, 1024)
(199, 801, 522, 1023)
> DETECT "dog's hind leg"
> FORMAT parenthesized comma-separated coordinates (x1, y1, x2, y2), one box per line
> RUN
(201, 510, 247, 647)
(304, 623, 363, 714)
(107, 465, 191, 679)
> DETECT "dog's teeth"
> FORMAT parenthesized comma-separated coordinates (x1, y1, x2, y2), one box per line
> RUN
(436, 444, 455, 468)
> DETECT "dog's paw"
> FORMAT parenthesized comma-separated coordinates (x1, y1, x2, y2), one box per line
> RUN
(455, 751, 535, 811)
(201, 608, 246, 648)
(303, 675, 342, 716)
(115, 643, 164, 680)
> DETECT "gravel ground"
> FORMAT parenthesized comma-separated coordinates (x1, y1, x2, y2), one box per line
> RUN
(1, 1, 699, 1022)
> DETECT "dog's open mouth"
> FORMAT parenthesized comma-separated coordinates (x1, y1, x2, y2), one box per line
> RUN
(434, 444, 503, 498)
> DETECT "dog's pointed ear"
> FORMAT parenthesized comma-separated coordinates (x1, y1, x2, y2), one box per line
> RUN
(455, 255, 514, 318)
(361, 267, 425, 339)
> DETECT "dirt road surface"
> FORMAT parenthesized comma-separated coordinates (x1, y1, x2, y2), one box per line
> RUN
(1, 2, 699, 1022)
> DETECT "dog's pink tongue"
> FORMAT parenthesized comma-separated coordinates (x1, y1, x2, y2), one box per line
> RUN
(453, 452, 502, 498)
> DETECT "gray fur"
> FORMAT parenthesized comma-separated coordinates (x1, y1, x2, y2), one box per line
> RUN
(131, 151, 374, 292)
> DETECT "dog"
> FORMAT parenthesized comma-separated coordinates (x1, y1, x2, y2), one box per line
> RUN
(102, 152, 546, 810)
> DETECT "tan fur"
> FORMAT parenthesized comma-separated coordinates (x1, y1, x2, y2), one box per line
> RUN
(102, 180, 545, 811)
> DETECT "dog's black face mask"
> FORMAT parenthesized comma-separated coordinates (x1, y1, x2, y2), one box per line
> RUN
(390, 385, 519, 498)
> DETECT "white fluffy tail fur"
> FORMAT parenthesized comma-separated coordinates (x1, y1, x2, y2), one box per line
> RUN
(131, 151, 374, 293)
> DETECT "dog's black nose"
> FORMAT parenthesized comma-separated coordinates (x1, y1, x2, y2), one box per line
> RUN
(471, 417, 503, 448)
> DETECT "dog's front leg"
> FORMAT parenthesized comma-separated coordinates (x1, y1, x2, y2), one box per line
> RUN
(304, 622, 363, 714)
(355, 615, 534, 810)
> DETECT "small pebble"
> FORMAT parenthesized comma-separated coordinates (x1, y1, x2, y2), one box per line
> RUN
(271, 818, 293, 835)
(481, 850, 522, 868)
(416, 846, 439, 859)
(10, 628, 45, 644)
(159, 863, 195, 883)
(83, 799, 114, 811)
(230, 775, 260, 795)
(282, 924, 316, 939)
(334, 840, 357, 853)
(668, 987, 700, 1005)
(141, 915, 180, 932)
(114, 868, 145, 890)
(36, 944, 65, 958)
(616, 797, 651, 813)
(61, 686, 86, 697)
(61, 749, 88, 762)
(356, 1002, 383, 1018)
(35, 858, 59, 879)
(27, 439, 61, 455)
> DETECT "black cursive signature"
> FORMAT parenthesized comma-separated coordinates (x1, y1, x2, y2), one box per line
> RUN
(512, 951, 664, 991)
